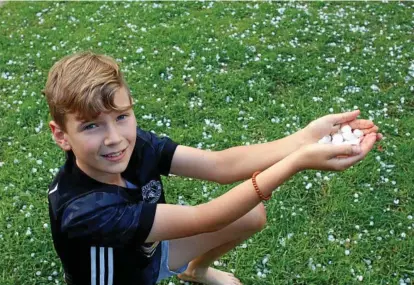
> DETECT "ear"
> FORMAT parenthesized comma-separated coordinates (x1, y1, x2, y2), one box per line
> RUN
(49, 121, 71, 151)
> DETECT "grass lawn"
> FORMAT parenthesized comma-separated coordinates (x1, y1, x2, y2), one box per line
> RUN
(0, 2, 413, 284)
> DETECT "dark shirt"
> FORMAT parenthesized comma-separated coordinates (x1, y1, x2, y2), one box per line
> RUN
(48, 128, 178, 285)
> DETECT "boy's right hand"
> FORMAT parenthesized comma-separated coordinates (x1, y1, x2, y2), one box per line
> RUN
(293, 133, 378, 171)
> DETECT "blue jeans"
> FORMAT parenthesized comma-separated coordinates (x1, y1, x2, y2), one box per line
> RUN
(156, 241, 188, 283)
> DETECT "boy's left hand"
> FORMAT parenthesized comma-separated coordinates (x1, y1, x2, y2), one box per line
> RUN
(301, 110, 383, 144)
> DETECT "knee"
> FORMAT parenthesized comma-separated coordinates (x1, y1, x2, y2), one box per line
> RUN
(256, 203, 267, 231)
(248, 203, 267, 232)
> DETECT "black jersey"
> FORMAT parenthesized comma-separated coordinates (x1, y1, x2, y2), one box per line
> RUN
(48, 128, 178, 285)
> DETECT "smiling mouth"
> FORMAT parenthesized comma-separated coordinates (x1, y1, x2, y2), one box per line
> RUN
(102, 148, 126, 158)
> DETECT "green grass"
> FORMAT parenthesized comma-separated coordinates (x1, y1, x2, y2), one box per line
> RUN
(1, 2, 413, 284)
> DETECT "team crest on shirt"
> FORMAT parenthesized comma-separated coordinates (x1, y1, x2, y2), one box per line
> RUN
(141, 180, 162, 203)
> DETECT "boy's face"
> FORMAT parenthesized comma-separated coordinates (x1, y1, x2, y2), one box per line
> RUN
(50, 87, 137, 185)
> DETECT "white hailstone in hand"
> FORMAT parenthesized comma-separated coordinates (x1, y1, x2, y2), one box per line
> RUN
(341, 125, 352, 133)
(353, 129, 363, 138)
(342, 132, 358, 142)
(318, 125, 364, 146)
(318, 135, 332, 144)
(332, 134, 344, 145)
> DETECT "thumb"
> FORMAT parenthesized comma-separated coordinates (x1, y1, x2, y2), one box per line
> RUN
(329, 144, 362, 158)
(331, 110, 361, 125)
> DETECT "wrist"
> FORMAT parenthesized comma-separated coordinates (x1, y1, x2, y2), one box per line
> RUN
(284, 148, 306, 172)
(293, 128, 310, 148)
(256, 155, 300, 196)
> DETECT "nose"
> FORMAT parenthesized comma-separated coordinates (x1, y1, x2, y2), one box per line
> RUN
(104, 124, 122, 146)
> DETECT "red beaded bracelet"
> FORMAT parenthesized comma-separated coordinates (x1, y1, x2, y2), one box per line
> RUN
(252, 171, 271, 201)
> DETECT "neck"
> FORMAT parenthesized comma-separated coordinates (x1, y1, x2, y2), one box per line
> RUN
(75, 161, 125, 187)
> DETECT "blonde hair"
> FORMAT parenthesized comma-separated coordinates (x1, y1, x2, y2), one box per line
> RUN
(43, 51, 132, 131)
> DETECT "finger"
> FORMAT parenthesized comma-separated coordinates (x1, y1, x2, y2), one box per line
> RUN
(332, 154, 360, 169)
(333, 151, 366, 170)
(333, 134, 376, 169)
(327, 144, 362, 158)
(347, 119, 374, 130)
(360, 133, 377, 154)
(332, 110, 360, 125)
(362, 125, 379, 135)
(376, 133, 383, 141)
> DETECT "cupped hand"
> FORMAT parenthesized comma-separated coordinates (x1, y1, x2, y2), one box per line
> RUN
(301, 110, 383, 144)
(294, 132, 378, 171)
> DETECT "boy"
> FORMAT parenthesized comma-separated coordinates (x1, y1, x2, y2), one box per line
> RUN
(43, 52, 381, 285)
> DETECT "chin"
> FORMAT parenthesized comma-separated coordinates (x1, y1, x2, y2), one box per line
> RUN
(107, 163, 128, 174)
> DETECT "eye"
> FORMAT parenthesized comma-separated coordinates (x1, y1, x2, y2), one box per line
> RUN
(83, 123, 97, 131)
(117, 114, 128, 121)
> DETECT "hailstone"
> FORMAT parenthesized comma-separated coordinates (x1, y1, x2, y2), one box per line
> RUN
(318, 135, 332, 144)
(342, 132, 358, 141)
(340, 125, 352, 133)
(318, 126, 364, 146)
(332, 134, 344, 145)
(353, 129, 363, 138)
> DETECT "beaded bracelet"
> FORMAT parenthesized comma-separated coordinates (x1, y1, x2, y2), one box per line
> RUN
(252, 171, 271, 201)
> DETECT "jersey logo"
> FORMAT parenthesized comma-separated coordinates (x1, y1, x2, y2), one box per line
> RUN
(140, 241, 159, 258)
(141, 180, 162, 203)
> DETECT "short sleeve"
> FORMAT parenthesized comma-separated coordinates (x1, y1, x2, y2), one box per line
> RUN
(61, 192, 157, 246)
(137, 128, 178, 176)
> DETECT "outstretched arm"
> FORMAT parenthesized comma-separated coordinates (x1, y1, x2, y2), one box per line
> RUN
(169, 133, 304, 185)
(170, 110, 382, 184)
(147, 131, 378, 242)
(216, 110, 382, 183)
